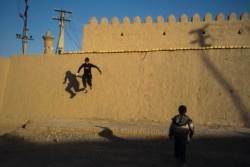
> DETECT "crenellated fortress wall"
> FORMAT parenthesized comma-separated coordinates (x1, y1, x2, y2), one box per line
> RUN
(0, 13, 250, 127)
(82, 13, 250, 51)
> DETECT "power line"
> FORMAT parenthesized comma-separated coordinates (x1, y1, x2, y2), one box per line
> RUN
(65, 28, 81, 50)
(68, 19, 81, 49)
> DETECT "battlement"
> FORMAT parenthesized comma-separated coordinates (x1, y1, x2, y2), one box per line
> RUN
(82, 13, 250, 51)
(89, 12, 249, 25)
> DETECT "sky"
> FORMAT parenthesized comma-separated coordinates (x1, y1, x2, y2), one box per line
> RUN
(0, 0, 249, 58)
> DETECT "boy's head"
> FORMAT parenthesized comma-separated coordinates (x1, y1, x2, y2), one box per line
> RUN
(85, 57, 89, 63)
(178, 105, 187, 114)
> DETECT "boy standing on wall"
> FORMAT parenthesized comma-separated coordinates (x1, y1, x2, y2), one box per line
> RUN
(169, 105, 194, 167)
(76, 57, 102, 93)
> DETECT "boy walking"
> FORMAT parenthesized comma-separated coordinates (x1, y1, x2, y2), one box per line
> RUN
(76, 57, 102, 93)
(169, 105, 194, 166)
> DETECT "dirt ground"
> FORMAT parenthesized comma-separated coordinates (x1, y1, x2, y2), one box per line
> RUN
(0, 119, 250, 167)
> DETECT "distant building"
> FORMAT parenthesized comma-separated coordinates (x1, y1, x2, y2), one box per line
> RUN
(42, 31, 54, 55)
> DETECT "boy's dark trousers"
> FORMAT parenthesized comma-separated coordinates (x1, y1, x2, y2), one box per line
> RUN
(82, 75, 92, 88)
(174, 137, 187, 163)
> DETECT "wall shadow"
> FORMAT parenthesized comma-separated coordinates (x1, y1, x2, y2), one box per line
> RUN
(189, 24, 211, 47)
(189, 25, 250, 126)
(63, 71, 83, 99)
(0, 130, 249, 167)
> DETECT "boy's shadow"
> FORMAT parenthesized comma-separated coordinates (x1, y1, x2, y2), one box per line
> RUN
(63, 71, 83, 98)
(97, 126, 127, 143)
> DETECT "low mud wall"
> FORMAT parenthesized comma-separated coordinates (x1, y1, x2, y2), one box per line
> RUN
(0, 49, 249, 126)
(0, 57, 10, 114)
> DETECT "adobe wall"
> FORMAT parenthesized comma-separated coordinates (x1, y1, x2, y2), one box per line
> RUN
(0, 49, 249, 126)
(82, 13, 250, 51)
(0, 57, 10, 114)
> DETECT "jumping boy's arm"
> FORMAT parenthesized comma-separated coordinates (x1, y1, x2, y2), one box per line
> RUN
(77, 64, 84, 76)
(91, 64, 102, 74)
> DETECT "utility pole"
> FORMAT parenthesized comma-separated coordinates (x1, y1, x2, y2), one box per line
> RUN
(52, 8, 72, 54)
(16, 0, 34, 55)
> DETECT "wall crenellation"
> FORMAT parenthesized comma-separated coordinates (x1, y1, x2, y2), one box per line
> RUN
(89, 13, 249, 25)
(83, 12, 249, 51)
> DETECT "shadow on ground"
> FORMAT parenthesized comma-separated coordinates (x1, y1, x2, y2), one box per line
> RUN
(0, 128, 249, 167)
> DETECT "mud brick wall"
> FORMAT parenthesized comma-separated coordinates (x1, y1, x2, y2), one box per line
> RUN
(0, 49, 249, 126)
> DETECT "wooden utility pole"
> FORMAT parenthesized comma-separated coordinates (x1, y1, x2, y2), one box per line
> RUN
(16, 0, 34, 54)
(52, 8, 72, 54)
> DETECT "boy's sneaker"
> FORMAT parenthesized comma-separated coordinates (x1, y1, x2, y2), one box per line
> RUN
(83, 87, 87, 93)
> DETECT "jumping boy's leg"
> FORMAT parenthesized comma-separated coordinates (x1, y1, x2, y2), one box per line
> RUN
(82, 75, 87, 90)
(87, 75, 92, 89)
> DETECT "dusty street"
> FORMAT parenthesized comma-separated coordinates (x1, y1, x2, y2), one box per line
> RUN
(0, 119, 250, 167)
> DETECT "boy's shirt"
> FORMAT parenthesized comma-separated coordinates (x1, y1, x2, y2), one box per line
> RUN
(169, 114, 194, 139)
